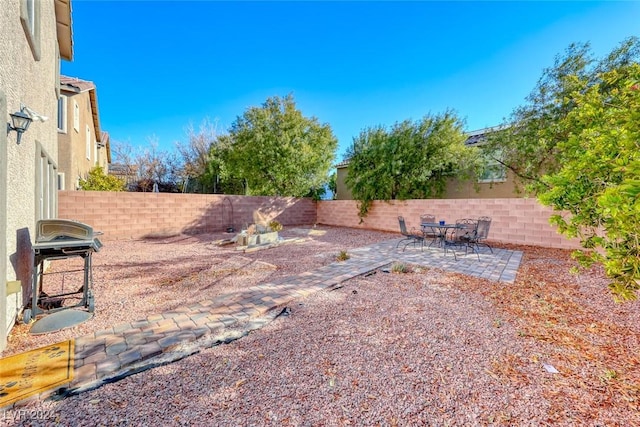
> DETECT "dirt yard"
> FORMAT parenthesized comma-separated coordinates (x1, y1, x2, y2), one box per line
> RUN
(2, 225, 639, 426)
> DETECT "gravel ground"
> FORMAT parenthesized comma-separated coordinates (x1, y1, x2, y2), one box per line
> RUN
(2, 225, 639, 426)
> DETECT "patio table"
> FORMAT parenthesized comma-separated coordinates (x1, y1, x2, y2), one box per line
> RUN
(420, 222, 462, 248)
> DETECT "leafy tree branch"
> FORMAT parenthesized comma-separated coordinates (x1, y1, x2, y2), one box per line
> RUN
(490, 36, 640, 300)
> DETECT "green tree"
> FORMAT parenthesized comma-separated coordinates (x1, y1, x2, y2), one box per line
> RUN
(79, 166, 126, 191)
(221, 94, 338, 197)
(345, 111, 482, 218)
(327, 171, 337, 200)
(489, 37, 640, 300)
(487, 38, 640, 194)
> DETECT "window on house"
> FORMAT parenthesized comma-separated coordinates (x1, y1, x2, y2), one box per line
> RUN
(20, 0, 41, 60)
(478, 148, 507, 183)
(479, 161, 507, 183)
(73, 100, 79, 132)
(57, 173, 65, 190)
(57, 95, 67, 133)
(36, 144, 57, 221)
(86, 125, 91, 160)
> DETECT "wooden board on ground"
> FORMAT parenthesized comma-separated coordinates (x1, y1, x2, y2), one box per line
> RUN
(0, 340, 74, 408)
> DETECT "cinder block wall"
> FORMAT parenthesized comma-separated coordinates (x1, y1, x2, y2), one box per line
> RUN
(59, 192, 580, 249)
(317, 198, 581, 250)
(58, 192, 317, 240)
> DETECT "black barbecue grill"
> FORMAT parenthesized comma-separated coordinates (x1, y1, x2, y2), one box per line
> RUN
(24, 219, 103, 324)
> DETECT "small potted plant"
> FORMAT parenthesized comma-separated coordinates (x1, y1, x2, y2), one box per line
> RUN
(268, 220, 283, 232)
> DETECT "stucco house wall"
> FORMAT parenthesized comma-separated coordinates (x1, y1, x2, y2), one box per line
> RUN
(0, 0, 72, 351)
(97, 131, 110, 172)
(58, 77, 104, 190)
(444, 170, 520, 199)
(335, 163, 353, 200)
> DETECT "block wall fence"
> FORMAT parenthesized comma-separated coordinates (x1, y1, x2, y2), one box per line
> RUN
(59, 192, 580, 249)
(58, 191, 317, 240)
(316, 198, 581, 250)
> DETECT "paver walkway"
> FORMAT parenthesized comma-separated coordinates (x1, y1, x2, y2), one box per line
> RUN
(4, 238, 522, 408)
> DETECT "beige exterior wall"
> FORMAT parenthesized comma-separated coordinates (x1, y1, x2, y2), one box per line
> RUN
(444, 170, 520, 199)
(1, 0, 63, 351)
(58, 89, 101, 190)
(96, 140, 109, 172)
(335, 165, 353, 200)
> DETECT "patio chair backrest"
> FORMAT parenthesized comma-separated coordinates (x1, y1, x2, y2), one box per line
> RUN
(398, 216, 409, 236)
(476, 216, 492, 240)
(420, 214, 435, 224)
(420, 213, 438, 237)
(454, 218, 478, 241)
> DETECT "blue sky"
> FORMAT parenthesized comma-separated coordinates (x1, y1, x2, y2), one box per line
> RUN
(63, 1, 640, 162)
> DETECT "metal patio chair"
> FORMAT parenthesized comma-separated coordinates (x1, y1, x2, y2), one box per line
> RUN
(469, 216, 493, 253)
(443, 218, 479, 261)
(419, 213, 439, 247)
(397, 216, 425, 252)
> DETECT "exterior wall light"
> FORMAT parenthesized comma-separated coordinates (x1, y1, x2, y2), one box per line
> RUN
(7, 108, 33, 144)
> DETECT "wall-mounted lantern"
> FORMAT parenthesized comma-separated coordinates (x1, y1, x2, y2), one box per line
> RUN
(6, 108, 33, 144)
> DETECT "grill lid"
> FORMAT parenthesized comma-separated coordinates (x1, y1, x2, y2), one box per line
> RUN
(33, 219, 102, 253)
(36, 219, 94, 243)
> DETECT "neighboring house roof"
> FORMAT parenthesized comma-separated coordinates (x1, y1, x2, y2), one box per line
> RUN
(60, 75, 95, 93)
(109, 163, 139, 186)
(109, 163, 139, 175)
(465, 132, 487, 146)
(60, 75, 102, 142)
(464, 125, 509, 147)
(55, 0, 73, 60)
